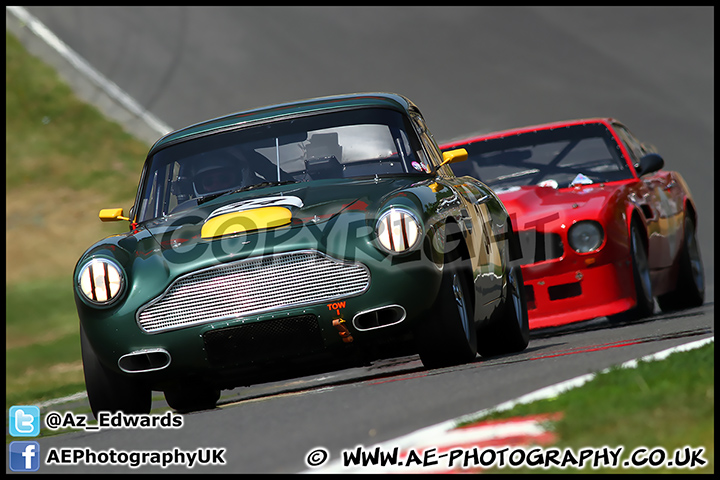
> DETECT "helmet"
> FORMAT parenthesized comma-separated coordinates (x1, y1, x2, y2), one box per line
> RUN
(191, 151, 252, 197)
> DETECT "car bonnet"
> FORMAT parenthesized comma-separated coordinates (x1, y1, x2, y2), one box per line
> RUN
(496, 183, 627, 229)
(139, 177, 418, 252)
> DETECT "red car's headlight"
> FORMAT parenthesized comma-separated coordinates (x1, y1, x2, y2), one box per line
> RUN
(568, 221, 604, 253)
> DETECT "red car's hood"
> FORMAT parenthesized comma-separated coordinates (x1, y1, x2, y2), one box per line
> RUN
(495, 184, 624, 229)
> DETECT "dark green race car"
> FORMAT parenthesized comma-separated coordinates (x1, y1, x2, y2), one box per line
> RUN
(75, 92, 529, 417)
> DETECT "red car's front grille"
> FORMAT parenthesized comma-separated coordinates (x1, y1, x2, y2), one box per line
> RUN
(548, 282, 582, 301)
(517, 230, 564, 265)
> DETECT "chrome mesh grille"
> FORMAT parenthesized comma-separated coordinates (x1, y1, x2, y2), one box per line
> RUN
(137, 250, 370, 333)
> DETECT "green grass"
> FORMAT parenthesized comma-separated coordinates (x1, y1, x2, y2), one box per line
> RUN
(6, 279, 85, 408)
(5, 32, 146, 201)
(6, 29, 148, 409)
(462, 342, 714, 473)
(4, 28, 714, 473)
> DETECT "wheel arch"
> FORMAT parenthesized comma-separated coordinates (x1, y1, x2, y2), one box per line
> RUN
(684, 198, 698, 229)
(443, 216, 471, 263)
(441, 217, 476, 312)
(626, 207, 649, 253)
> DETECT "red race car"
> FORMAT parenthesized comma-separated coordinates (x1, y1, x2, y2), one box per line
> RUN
(440, 118, 704, 329)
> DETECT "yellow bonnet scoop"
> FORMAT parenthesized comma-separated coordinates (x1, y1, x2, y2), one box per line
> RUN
(201, 206, 292, 239)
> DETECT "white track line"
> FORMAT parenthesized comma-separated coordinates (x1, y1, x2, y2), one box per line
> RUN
(35, 391, 88, 409)
(6, 5, 172, 138)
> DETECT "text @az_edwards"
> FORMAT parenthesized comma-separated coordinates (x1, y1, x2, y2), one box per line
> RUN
(44, 410, 183, 431)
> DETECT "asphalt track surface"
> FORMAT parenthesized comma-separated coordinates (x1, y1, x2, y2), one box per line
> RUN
(8, 6, 713, 473)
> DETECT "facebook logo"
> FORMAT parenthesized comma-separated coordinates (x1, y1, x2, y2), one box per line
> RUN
(9, 406, 40, 437)
(9, 441, 41, 472)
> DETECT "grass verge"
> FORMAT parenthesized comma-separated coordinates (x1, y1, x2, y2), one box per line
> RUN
(6, 29, 147, 410)
(466, 341, 714, 473)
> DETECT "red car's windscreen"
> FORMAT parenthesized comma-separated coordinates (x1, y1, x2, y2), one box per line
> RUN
(451, 123, 633, 191)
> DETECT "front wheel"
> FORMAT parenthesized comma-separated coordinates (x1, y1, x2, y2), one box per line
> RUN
(657, 214, 705, 311)
(164, 386, 220, 414)
(81, 326, 152, 419)
(477, 265, 529, 357)
(416, 252, 477, 369)
(609, 222, 654, 323)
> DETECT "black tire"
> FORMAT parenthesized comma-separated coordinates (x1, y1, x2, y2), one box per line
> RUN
(477, 264, 529, 357)
(164, 386, 220, 414)
(81, 326, 152, 419)
(609, 222, 654, 322)
(416, 247, 477, 369)
(657, 215, 705, 311)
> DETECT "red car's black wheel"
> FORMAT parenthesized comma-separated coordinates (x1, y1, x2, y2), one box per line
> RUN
(610, 222, 654, 322)
(657, 214, 705, 312)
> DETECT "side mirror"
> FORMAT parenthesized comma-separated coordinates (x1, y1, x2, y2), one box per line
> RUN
(99, 208, 130, 222)
(637, 153, 664, 176)
(434, 148, 468, 175)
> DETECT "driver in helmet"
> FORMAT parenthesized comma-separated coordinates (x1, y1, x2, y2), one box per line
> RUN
(191, 151, 253, 197)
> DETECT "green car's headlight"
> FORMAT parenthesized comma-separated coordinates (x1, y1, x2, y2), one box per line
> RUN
(568, 220, 604, 253)
(376, 208, 422, 253)
(77, 258, 126, 305)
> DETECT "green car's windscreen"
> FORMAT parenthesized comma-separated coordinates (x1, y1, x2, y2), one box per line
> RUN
(137, 108, 431, 223)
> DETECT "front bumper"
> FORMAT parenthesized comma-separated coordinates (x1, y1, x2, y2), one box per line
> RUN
(77, 247, 443, 390)
(522, 257, 635, 329)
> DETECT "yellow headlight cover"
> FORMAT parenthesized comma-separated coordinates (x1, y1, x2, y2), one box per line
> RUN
(201, 206, 292, 239)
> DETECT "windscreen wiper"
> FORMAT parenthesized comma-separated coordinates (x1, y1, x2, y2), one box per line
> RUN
(196, 181, 298, 205)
